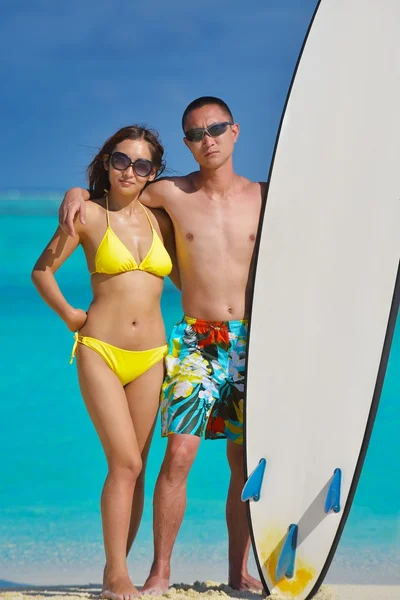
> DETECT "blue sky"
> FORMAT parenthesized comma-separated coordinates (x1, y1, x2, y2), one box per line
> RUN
(1, 0, 317, 191)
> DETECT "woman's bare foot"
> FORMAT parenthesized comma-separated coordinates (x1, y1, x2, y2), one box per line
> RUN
(228, 572, 263, 592)
(101, 572, 139, 600)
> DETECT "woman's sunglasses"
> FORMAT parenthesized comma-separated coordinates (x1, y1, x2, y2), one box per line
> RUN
(106, 152, 154, 177)
(184, 121, 233, 143)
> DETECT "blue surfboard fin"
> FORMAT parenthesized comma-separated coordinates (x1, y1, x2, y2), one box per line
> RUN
(275, 524, 298, 580)
(241, 458, 266, 502)
(324, 468, 342, 514)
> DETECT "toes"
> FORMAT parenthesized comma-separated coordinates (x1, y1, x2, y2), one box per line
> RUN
(101, 589, 139, 600)
(101, 591, 124, 600)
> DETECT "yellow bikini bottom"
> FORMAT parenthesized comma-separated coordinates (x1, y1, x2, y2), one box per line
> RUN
(70, 333, 167, 387)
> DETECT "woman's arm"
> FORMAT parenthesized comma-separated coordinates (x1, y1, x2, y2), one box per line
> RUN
(31, 226, 87, 331)
(151, 208, 181, 290)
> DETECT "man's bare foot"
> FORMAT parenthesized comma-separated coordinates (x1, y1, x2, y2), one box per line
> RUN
(228, 572, 263, 592)
(141, 574, 170, 596)
(101, 572, 139, 600)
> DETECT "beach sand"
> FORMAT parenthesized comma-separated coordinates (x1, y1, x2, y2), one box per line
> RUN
(1, 582, 399, 600)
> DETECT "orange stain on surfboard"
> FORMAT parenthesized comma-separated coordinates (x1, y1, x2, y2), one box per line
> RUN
(257, 527, 315, 597)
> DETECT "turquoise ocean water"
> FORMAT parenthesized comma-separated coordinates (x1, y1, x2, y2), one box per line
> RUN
(0, 195, 399, 586)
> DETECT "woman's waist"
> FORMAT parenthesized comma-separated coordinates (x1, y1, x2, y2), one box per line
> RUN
(79, 305, 166, 349)
(88, 287, 162, 313)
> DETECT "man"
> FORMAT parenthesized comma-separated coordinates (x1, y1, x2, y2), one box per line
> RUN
(60, 97, 266, 593)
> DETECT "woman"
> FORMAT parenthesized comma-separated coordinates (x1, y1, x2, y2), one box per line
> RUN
(31, 125, 178, 599)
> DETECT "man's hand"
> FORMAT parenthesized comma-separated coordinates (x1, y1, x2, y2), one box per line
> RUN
(58, 187, 90, 237)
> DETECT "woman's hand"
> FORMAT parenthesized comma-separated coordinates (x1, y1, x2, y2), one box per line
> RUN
(65, 308, 87, 332)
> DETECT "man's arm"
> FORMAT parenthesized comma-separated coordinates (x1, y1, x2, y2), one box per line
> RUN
(59, 187, 90, 237)
(58, 177, 177, 237)
(260, 181, 268, 199)
(140, 175, 189, 210)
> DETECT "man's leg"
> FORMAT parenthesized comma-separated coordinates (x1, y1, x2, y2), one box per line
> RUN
(142, 433, 201, 594)
(226, 440, 262, 591)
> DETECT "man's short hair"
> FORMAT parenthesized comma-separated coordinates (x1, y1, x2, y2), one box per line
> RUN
(181, 96, 234, 132)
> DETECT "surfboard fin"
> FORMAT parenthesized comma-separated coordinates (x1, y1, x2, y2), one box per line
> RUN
(241, 458, 266, 502)
(275, 523, 298, 580)
(324, 468, 342, 514)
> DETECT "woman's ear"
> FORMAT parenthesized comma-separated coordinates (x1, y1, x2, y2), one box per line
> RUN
(147, 165, 159, 182)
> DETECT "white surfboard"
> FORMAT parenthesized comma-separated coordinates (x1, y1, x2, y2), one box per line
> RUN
(244, 1, 400, 599)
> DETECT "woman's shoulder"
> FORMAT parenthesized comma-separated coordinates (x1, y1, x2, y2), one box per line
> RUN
(74, 198, 107, 235)
(87, 197, 107, 212)
(86, 198, 109, 221)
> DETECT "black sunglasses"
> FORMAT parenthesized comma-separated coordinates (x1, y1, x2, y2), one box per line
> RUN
(184, 121, 233, 143)
(106, 152, 154, 177)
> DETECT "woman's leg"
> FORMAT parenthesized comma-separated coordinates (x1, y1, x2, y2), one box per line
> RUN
(76, 345, 141, 599)
(124, 359, 164, 555)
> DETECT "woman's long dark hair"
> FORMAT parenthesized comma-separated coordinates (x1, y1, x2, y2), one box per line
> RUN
(87, 125, 166, 198)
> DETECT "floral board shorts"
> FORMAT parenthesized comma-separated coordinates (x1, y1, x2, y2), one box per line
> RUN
(160, 316, 248, 445)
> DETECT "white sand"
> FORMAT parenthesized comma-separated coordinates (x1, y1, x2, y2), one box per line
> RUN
(1, 582, 399, 600)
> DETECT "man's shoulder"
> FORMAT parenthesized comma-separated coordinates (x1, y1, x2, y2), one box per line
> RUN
(240, 177, 268, 198)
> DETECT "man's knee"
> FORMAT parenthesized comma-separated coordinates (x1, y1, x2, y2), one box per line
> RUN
(162, 434, 200, 482)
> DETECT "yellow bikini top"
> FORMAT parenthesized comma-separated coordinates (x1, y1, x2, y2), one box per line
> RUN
(90, 195, 172, 277)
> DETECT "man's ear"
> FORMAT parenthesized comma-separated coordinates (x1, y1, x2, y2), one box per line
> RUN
(231, 122, 240, 143)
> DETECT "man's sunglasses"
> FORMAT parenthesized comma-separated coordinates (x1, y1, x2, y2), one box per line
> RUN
(184, 121, 233, 143)
(105, 152, 154, 177)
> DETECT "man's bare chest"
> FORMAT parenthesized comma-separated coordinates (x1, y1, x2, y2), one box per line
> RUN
(171, 212, 258, 259)
(168, 199, 260, 241)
